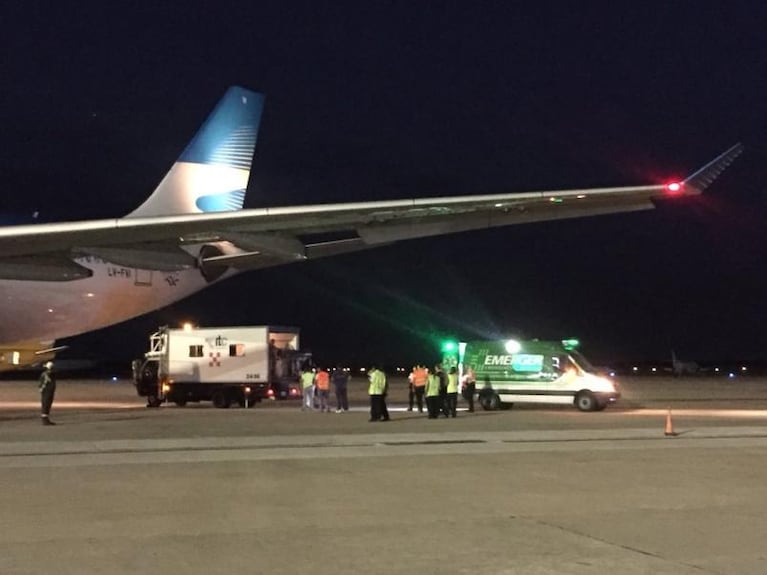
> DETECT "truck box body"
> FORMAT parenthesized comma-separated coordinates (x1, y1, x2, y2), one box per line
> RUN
(133, 325, 305, 408)
(445, 339, 620, 412)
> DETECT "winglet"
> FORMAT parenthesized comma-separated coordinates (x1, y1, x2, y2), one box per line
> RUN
(683, 143, 744, 194)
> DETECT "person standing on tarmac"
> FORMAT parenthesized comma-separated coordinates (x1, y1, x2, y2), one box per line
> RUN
(39, 361, 57, 426)
(315, 367, 331, 412)
(300, 366, 316, 411)
(367, 365, 389, 422)
(425, 365, 442, 419)
(463, 365, 477, 412)
(409, 365, 428, 413)
(435, 363, 449, 417)
(331, 365, 349, 413)
(446, 366, 459, 417)
(407, 367, 415, 411)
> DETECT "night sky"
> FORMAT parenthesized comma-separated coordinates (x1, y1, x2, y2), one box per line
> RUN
(3, 2, 767, 368)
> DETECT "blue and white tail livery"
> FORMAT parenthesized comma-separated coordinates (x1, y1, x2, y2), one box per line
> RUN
(127, 86, 264, 217)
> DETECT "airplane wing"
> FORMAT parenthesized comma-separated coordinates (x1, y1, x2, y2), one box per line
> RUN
(0, 143, 743, 280)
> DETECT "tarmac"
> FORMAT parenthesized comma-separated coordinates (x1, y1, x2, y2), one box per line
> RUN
(2, 376, 767, 574)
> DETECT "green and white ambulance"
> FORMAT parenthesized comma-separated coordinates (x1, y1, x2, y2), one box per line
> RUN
(443, 339, 619, 412)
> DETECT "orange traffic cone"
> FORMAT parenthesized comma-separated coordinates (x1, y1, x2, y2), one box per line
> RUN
(664, 408, 677, 437)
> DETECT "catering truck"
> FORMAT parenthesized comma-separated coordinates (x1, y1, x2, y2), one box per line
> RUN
(442, 338, 619, 412)
(132, 325, 309, 408)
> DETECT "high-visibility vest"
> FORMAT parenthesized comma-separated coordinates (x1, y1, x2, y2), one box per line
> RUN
(315, 370, 330, 390)
(300, 371, 315, 389)
(447, 372, 458, 393)
(412, 367, 428, 387)
(368, 369, 386, 395)
(425, 374, 441, 397)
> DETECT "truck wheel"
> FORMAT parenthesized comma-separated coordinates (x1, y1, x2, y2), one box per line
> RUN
(146, 394, 162, 408)
(575, 391, 597, 412)
(480, 393, 501, 411)
(212, 391, 231, 409)
(174, 398, 187, 407)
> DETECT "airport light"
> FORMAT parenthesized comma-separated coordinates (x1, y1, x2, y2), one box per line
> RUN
(666, 181, 683, 194)
(504, 339, 521, 354)
(441, 340, 458, 353)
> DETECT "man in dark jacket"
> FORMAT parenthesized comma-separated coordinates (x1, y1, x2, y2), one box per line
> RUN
(39, 361, 57, 426)
(331, 366, 349, 412)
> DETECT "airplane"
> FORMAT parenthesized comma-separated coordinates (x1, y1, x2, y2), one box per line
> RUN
(0, 86, 744, 370)
(671, 350, 701, 376)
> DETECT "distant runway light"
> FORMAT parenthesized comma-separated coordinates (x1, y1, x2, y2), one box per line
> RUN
(632, 366, 638, 372)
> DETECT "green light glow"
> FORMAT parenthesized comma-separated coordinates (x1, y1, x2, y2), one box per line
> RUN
(442, 340, 457, 352)
(562, 338, 580, 350)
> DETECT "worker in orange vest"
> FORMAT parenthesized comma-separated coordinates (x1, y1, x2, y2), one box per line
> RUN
(315, 367, 331, 412)
(409, 365, 428, 413)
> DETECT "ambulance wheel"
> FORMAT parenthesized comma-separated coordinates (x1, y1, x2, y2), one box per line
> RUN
(212, 391, 231, 409)
(480, 393, 501, 411)
(575, 391, 597, 412)
(146, 395, 162, 408)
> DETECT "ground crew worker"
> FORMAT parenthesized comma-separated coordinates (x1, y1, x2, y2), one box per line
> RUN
(39, 361, 56, 426)
(446, 366, 459, 417)
(409, 365, 428, 412)
(300, 367, 315, 411)
(331, 365, 349, 412)
(463, 365, 476, 412)
(425, 366, 442, 419)
(407, 367, 415, 411)
(315, 367, 331, 412)
(368, 365, 389, 422)
(435, 363, 449, 417)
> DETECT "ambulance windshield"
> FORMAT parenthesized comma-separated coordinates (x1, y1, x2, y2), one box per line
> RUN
(568, 350, 596, 374)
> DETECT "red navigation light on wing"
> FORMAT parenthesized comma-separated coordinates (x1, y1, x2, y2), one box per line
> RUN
(666, 181, 683, 194)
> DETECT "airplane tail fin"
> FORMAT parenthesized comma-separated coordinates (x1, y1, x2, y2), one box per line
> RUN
(126, 86, 264, 218)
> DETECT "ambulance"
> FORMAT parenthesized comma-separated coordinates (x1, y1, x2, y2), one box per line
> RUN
(443, 338, 619, 412)
(132, 325, 309, 408)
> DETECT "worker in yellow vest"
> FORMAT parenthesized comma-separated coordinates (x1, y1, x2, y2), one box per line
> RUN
(425, 365, 443, 419)
(368, 365, 389, 422)
(446, 366, 459, 417)
(300, 367, 316, 411)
